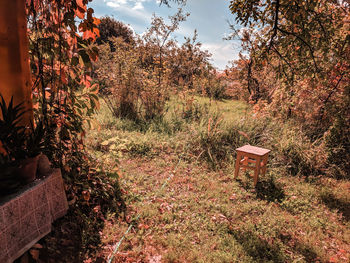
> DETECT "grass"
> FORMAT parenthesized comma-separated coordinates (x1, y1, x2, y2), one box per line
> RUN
(86, 96, 350, 262)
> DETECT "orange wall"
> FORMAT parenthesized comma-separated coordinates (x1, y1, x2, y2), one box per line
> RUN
(0, 0, 33, 125)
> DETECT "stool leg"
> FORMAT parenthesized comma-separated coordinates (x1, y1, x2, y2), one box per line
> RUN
(254, 156, 261, 186)
(242, 156, 248, 172)
(234, 152, 241, 179)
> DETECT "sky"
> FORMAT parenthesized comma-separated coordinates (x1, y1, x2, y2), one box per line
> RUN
(89, 0, 241, 70)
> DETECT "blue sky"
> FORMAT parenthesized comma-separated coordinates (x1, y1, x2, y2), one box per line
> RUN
(89, 0, 241, 70)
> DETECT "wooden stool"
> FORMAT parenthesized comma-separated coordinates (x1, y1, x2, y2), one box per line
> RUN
(234, 145, 271, 186)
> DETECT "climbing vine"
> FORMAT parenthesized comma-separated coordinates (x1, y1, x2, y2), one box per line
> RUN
(26, 1, 125, 260)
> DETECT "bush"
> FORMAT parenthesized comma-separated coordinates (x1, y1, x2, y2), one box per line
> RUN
(205, 81, 228, 100)
(189, 113, 271, 169)
(267, 124, 327, 178)
(181, 100, 209, 123)
(43, 157, 126, 261)
(325, 113, 350, 179)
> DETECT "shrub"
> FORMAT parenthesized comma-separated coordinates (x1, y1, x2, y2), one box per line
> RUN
(189, 113, 251, 169)
(205, 81, 228, 100)
(325, 113, 350, 179)
(267, 124, 327, 178)
(181, 100, 209, 123)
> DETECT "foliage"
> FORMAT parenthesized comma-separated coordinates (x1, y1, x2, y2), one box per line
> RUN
(27, 0, 101, 168)
(160, 0, 187, 7)
(95, 10, 213, 122)
(96, 16, 135, 50)
(228, 0, 349, 129)
(204, 76, 230, 100)
(137, 8, 188, 119)
(87, 96, 350, 262)
(0, 95, 45, 195)
(96, 37, 141, 119)
(325, 104, 350, 179)
(167, 30, 210, 91)
(0, 95, 45, 162)
(0, 95, 26, 163)
(0, 95, 24, 194)
(94, 11, 227, 125)
(228, 0, 350, 178)
(25, 0, 125, 260)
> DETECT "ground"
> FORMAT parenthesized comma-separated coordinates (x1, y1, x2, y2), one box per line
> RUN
(86, 97, 350, 263)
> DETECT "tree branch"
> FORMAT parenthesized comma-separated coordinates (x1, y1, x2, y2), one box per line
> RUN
(317, 73, 345, 121)
(276, 26, 319, 72)
(323, 73, 345, 105)
(271, 44, 295, 75)
(268, 0, 280, 53)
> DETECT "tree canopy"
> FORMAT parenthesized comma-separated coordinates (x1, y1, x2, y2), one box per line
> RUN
(96, 17, 135, 49)
(229, 0, 349, 127)
(228, 0, 350, 177)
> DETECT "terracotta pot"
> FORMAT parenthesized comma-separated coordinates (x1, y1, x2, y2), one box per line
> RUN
(18, 155, 39, 184)
(0, 166, 22, 196)
(37, 153, 52, 178)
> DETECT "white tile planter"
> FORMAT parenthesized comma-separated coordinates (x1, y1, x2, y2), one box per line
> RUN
(0, 169, 68, 263)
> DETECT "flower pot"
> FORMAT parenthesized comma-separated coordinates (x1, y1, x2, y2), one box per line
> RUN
(18, 155, 39, 184)
(36, 153, 52, 178)
(0, 166, 22, 196)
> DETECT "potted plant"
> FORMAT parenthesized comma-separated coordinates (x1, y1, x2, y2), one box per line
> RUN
(0, 95, 45, 195)
(0, 154, 23, 195)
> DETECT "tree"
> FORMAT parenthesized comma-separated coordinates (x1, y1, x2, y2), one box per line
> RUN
(96, 16, 135, 50)
(160, 0, 186, 6)
(229, 0, 350, 177)
(95, 10, 190, 121)
(26, 1, 125, 261)
(144, 9, 189, 87)
(95, 9, 222, 121)
(27, 0, 100, 165)
(167, 30, 211, 90)
(229, 0, 349, 131)
(95, 38, 141, 119)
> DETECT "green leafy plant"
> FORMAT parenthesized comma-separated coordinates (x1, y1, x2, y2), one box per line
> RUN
(0, 154, 22, 196)
(0, 95, 26, 162)
(0, 95, 45, 162)
(0, 95, 46, 195)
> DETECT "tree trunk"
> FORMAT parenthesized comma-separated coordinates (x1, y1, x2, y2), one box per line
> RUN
(0, 0, 33, 126)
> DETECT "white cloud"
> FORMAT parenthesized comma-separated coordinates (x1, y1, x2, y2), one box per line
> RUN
(201, 42, 239, 69)
(105, 0, 127, 8)
(105, 0, 153, 11)
(106, 2, 118, 8)
(104, 0, 153, 23)
(176, 24, 195, 37)
(132, 2, 144, 10)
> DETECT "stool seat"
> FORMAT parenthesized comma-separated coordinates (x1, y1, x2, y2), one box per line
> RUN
(236, 145, 270, 156)
(234, 145, 270, 186)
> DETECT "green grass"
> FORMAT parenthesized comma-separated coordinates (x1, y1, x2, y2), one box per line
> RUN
(86, 96, 350, 262)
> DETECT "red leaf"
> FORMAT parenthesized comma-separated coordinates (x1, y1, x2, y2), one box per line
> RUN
(76, 8, 85, 19)
(75, 0, 86, 19)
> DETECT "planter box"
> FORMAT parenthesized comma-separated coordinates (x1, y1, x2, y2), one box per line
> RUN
(0, 169, 68, 263)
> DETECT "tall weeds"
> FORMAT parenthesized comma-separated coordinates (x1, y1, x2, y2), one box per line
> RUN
(98, 94, 338, 179)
